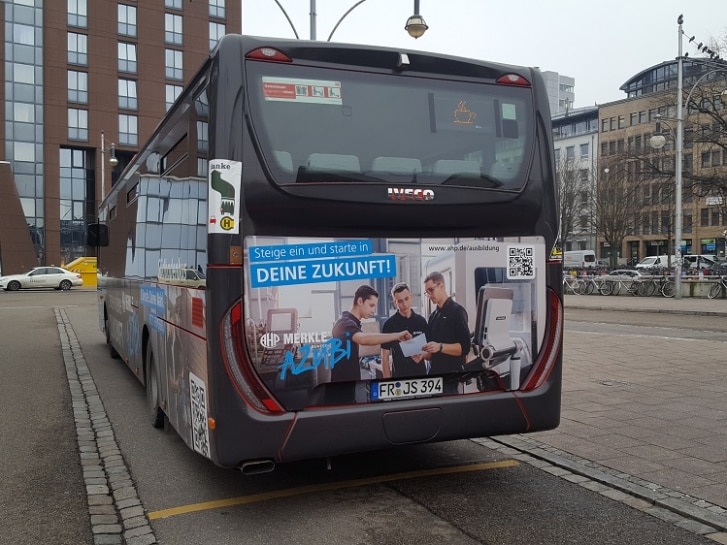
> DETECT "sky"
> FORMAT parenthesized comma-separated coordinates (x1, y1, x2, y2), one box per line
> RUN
(241, 0, 727, 108)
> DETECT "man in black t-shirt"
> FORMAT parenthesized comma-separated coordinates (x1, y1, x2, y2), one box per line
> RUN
(422, 271, 471, 376)
(381, 282, 429, 378)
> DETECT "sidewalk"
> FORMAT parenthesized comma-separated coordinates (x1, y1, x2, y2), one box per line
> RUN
(563, 292, 727, 317)
(495, 292, 727, 536)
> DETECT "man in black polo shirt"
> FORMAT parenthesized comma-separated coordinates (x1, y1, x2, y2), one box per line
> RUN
(330, 284, 412, 384)
(381, 282, 429, 378)
(421, 271, 471, 377)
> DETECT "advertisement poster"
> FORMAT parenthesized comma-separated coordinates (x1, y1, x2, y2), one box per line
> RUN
(243, 236, 546, 407)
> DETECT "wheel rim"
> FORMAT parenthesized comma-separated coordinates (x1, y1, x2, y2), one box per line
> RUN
(8, 281, 20, 291)
(60, 280, 72, 290)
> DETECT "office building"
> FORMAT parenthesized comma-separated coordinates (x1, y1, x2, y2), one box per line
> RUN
(0, 0, 241, 273)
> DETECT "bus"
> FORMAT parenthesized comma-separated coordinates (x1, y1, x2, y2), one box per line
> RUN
(92, 34, 563, 473)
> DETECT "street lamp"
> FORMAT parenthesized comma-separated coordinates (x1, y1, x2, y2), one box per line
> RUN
(405, 0, 428, 39)
(100, 130, 118, 205)
(273, 1, 427, 41)
(650, 15, 727, 299)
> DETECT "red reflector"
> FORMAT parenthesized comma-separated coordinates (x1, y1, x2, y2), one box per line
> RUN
(496, 73, 531, 87)
(245, 47, 292, 63)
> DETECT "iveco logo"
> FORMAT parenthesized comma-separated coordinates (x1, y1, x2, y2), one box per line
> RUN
(260, 332, 281, 349)
(387, 187, 435, 201)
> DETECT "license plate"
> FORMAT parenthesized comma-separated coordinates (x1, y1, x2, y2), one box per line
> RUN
(371, 377, 443, 401)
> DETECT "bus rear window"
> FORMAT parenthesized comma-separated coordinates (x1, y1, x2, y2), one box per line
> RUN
(247, 63, 534, 191)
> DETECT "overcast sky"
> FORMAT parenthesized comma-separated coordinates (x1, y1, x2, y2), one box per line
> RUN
(241, 0, 727, 108)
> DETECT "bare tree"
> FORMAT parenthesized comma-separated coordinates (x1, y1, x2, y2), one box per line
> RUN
(593, 159, 640, 267)
(557, 154, 588, 251)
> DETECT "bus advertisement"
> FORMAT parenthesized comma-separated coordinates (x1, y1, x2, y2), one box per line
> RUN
(93, 35, 562, 472)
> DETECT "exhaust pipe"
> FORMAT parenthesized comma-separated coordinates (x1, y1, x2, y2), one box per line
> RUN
(239, 459, 276, 475)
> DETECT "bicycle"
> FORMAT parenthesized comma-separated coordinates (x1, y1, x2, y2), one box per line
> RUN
(641, 275, 675, 298)
(608, 277, 643, 296)
(582, 276, 612, 296)
(707, 275, 727, 299)
(563, 275, 586, 295)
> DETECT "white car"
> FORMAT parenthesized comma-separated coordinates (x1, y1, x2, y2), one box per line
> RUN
(0, 266, 83, 291)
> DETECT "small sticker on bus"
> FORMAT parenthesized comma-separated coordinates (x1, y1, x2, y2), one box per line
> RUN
(262, 77, 342, 105)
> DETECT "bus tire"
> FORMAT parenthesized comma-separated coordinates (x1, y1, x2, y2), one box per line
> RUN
(105, 316, 121, 359)
(145, 344, 166, 429)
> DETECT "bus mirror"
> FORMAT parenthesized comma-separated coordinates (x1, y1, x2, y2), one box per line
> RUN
(88, 223, 109, 247)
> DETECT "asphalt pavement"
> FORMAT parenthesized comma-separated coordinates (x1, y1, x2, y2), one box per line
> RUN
(2, 291, 726, 544)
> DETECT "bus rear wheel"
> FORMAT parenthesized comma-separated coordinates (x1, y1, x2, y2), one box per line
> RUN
(145, 344, 166, 429)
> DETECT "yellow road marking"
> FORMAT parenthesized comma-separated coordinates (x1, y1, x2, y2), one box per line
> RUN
(148, 459, 518, 520)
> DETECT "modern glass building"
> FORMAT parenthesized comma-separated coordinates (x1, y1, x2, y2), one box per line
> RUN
(0, 0, 240, 272)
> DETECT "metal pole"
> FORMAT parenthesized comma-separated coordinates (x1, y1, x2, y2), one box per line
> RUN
(310, 0, 316, 40)
(101, 130, 106, 204)
(674, 15, 683, 299)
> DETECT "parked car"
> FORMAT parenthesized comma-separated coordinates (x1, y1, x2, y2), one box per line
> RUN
(0, 266, 83, 291)
(600, 268, 650, 281)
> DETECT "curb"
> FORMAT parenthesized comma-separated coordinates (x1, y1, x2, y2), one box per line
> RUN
(565, 304, 727, 318)
(473, 435, 727, 541)
(56, 307, 158, 545)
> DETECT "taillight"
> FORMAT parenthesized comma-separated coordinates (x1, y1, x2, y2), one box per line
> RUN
(521, 288, 562, 391)
(245, 47, 292, 63)
(496, 73, 531, 87)
(221, 300, 284, 414)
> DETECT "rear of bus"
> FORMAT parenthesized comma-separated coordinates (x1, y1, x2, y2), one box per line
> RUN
(207, 35, 562, 470)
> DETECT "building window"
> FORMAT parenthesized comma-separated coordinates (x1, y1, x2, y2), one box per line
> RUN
(59, 148, 91, 261)
(13, 102, 35, 124)
(566, 146, 574, 161)
(119, 79, 138, 110)
(165, 84, 183, 111)
(119, 114, 138, 146)
(165, 13, 183, 45)
(209, 0, 225, 18)
(683, 212, 692, 233)
(210, 22, 226, 50)
(712, 208, 720, 226)
(165, 0, 182, 9)
(579, 143, 589, 160)
(118, 42, 137, 73)
(197, 121, 209, 153)
(118, 5, 137, 38)
(68, 70, 88, 103)
(68, 108, 89, 141)
(68, 0, 87, 28)
(711, 151, 721, 167)
(701, 152, 711, 168)
(165, 49, 184, 80)
(68, 32, 88, 66)
(700, 208, 709, 227)
(601, 119, 608, 133)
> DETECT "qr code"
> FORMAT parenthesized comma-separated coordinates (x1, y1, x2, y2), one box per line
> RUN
(507, 245, 535, 279)
(189, 372, 210, 458)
